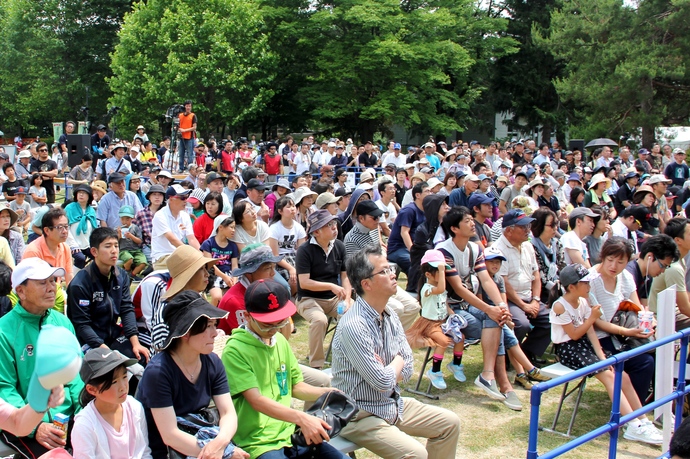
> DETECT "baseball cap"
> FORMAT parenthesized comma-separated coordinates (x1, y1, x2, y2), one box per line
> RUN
(136, 125, 145, 131)
(423, 142, 435, 149)
(188, 188, 208, 205)
(356, 200, 384, 218)
(648, 174, 672, 185)
(570, 207, 598, 219)
(107, 172, 126, 184)
(360, 171, 375, 182)
(468, 193, 494, 209)
(244, 279, 296, 323)
(465, 174, 481, 182)
(426, 177, 442, 189)
(477, 174, 490, 181)
(638, 148, 649, 155)
(567, 173, 582, 183)
(15, 186, 27, 195)
(420, 249, 451, 269)
(420, 167, 433, 174)
(327, 141, 336, 148)
(17, 150, 31, 159)
(206, 172, 225, 184)
(118, 205, 135, 218)
(394, 143, 401, 150)
(166, 184, 192, 199)
(315, 192, 341, 209)
(233, 243, 284, 277)
(407, 146, 416, 152)
(80, 348, 137, 383)
(623, 204, 652, 223)
(553, 170, 566, 179)
(484, 246, 507, 261)
(334, 187, 352, 198)
(246, 178, 270, 191)
(12, 258, 66, 290)
(560, 264, 598, 288)
(157, 170, 173, 180)
(502, 209, 536, 227)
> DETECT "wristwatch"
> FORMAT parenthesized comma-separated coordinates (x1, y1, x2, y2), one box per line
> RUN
(532, 296, 540, 302)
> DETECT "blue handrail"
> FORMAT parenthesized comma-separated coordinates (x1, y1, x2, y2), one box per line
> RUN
(527, 328, 690, 459)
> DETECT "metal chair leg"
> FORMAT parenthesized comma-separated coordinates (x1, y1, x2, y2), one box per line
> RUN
(405, 347, 439, 400)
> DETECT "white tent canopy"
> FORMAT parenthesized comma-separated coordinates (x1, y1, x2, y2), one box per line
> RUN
(656, 126, 690, 151)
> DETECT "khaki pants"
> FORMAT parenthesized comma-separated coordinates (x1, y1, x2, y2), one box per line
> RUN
(340, 397, 460, 459)
(389, 286, 421, 331)
(299, 364, 331, 411)
(296, 296, 339, 368)
(152, 254, 171, 271)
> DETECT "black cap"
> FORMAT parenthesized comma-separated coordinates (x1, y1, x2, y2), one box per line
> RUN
(107, 172, 126, 184)
(206, 172, 226, 185)
(246, 178, 270, 190)
(80, 348, 137, 383)
(335, 187, 352, 197)
(97, 124, 106, 131)
(244, 279, 296, 322)
(356, 200, 384, 218)
(623, 205, 651, 223)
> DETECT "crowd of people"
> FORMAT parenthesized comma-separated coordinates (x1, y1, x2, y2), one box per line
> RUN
(0, 120, 689, 458)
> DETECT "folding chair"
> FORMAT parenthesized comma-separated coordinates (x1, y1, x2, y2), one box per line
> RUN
(405, 347, 439, 400)
(538, 362, 587, 437)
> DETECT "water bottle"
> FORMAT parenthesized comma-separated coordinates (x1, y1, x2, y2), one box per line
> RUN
(337, 301, 346, 315)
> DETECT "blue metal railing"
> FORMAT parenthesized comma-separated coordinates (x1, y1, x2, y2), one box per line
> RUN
(527, 329, 690, 459)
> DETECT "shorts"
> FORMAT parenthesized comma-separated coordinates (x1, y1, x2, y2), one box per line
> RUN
(456, 305, 499, 341)
(555, 337, 607, 375)
(119, 249, 147, 266)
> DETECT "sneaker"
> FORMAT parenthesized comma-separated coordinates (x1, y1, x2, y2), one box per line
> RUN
(503, 391, 523, 411)
(447, 363, 467, 382)
(623, 421, 664, 445)
(514, 373, 533, 390)
(474, 374, 504, 400)
(426, 370, 447, 390)
(527, 367, 551, 382)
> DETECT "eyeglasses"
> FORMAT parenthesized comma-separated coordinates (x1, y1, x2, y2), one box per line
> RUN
(252, 317, 290, 332)
(173, 195, 188, 201)
(369, 265, 396, 278)
(657, 260, 672, 270)
(48, 224, 69, 232)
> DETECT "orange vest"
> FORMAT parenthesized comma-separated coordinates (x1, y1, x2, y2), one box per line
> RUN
(179, 112, 195, 140)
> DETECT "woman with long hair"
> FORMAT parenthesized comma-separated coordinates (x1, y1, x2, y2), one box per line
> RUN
(268, 196, 307, 294)
(0, 205, 20, 267)
(193, 191, 224, 244)
(583, 205, 612, 265)
(531, 208, 565, 305)
(437, 173, 457, 198)
(566, 186, 586, 213)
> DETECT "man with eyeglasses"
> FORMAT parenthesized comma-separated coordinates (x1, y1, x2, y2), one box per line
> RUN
(330, 245, 460, 458)
(96, 172, 143, 229)
(625, 234, 678, 308)
(150, 184, 200, 270)
(29, 141, 58, 203)
(493, 209, 552, 365)
(295, 210, 351, 369)
(23, 207, 74, 285)
(222, 279, 343, 459)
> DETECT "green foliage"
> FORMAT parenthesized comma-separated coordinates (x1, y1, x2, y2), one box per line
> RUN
(0, 0, 132, 135)
(109, 0, 277, 137)
(536, 0, 690, 145)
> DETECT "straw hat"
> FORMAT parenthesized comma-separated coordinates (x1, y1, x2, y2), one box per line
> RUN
(163, 245, 218, 299)
(91, 180, 107, 196)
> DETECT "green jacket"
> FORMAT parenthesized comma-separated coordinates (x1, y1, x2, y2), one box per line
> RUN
(0, 303, 83, 430)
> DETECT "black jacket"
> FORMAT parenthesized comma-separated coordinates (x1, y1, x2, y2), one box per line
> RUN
(407, 194, 448, 293)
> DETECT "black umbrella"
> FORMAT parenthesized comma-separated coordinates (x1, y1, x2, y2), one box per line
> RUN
(585, 138, 618, 148)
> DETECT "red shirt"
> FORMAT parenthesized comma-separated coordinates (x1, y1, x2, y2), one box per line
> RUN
(218, 282, 248, 334)
(263, 153, 281, 175)
(221, 150, 234, 173)
(193, 213, 216, 244)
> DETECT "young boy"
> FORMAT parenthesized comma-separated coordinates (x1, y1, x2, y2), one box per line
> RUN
(117, 205, 147, 280)
(9, 186, 31, 233)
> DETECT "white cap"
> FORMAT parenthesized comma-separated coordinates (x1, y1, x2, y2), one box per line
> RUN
(426, 177, 442, 189)
(18, 150, 31, 159)
(328, 141, 336, 148)
(12, 259, 65, 290)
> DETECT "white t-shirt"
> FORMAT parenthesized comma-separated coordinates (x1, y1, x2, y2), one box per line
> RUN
(232, 220, 270, 246)
(588, 268, 636, 338)
(550, 296, 592, 344)
(269, 221, 307, 257)
(560, 231, 590, 265)
(375, 199, 397, 226)
(611, 218, 638, 254)
(151, 206, 194, 262)
(380, 153, 407, 168)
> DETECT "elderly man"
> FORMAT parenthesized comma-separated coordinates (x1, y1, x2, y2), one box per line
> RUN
(0, 259, 84, 457)
(23, 207, 74, 285)
(96, 171, 143, 229)
(150, 184, 200, 270)
(493, 209, 552, 362)
(15, 149, 32, 181)
(448, 174, 480, 208)
(103, 143, 133, 179)
(242, 178, 271, 223)
(295, 210, 351, 369)
(331, 246, 460, 459)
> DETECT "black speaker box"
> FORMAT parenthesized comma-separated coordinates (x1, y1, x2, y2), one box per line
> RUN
(67, 134, 91, 168)
(569, 139, 585, 152)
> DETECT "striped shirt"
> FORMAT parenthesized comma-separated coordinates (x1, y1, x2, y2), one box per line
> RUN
(330, 296, 414, 424)
(343, 222, 379, 259)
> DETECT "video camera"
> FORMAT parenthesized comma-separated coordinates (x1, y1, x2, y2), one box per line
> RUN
(165, 104, 186, 125)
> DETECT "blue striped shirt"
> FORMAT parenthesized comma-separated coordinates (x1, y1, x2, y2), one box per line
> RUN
(330, 296, 414, 424)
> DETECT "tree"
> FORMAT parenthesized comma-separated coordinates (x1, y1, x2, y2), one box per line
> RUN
(0, 0, 132, 135)
(535, 0, 690, 146)
(109, 0, 277, 139)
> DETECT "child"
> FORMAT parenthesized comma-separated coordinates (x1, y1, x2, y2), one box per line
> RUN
(201, 215, 239, 306)
(550, 264, 663, 445)
(118, 205, 148, 280)
(71, 348, 151, 459)
(406, 249, 466, 389)
(29, 173, 47, 208)
(9, 186, 31, 233)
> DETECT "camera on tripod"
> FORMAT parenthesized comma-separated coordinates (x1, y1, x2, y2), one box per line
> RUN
(165, 104, 185, 126)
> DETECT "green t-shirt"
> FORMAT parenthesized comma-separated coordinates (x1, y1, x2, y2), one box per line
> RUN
(222, 327, 304, 458)
(649, 257, 686, 312)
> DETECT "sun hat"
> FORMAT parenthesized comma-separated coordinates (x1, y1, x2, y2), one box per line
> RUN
(18, 150, 31, 159)
(118, 205, 135, 218)
(91, 180, 107, 196)
(80, 348, 137, 383)
(293, 186, 318, 206)
(495, 175, 509, 184)
(163, 245, 218, 299)
(136, 125, 145, 131)
(244, 279, 296, 323)
(307, 209, 338, 234)
(359, 171, 375, 183)
(12, 258, 65, 290)
(633, 184, 654, 198)
(145, 184, 166, 200)
(411, 172, 426, 182)
(559, 264, 598, 289)
(484, 246, 507, 261)
(0, 204, 18, 227)
(159, 290, 228, 350)
(272, 178, 291, 192)
(588, 173, 611, 189)
(420, 249, 451, 269)
(567, 173, 582, 184)
(233, 243, 283, 277)
(426, 177, 443, 190)
(315, 192, 341, 210)
(503, 209, 536, 227)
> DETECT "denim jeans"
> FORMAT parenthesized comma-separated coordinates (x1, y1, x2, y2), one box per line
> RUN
(256, 443, 348, 459)
(387, 247, 411, 274)
(178, 138, 195, 172)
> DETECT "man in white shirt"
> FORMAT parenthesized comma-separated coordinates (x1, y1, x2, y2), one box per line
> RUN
(375, 180, 398, 237)
(611, 205, 649, 257)
(150, 184, 200, 270)
(380, 143, 407, 168)
(532, 143, 551, 166)
(595, 146, 614, 168)
(561, 207, 597, 267)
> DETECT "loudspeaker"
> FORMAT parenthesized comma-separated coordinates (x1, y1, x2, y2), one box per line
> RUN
(569, 139, 585, 152)
(66, 134, 91, 169)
